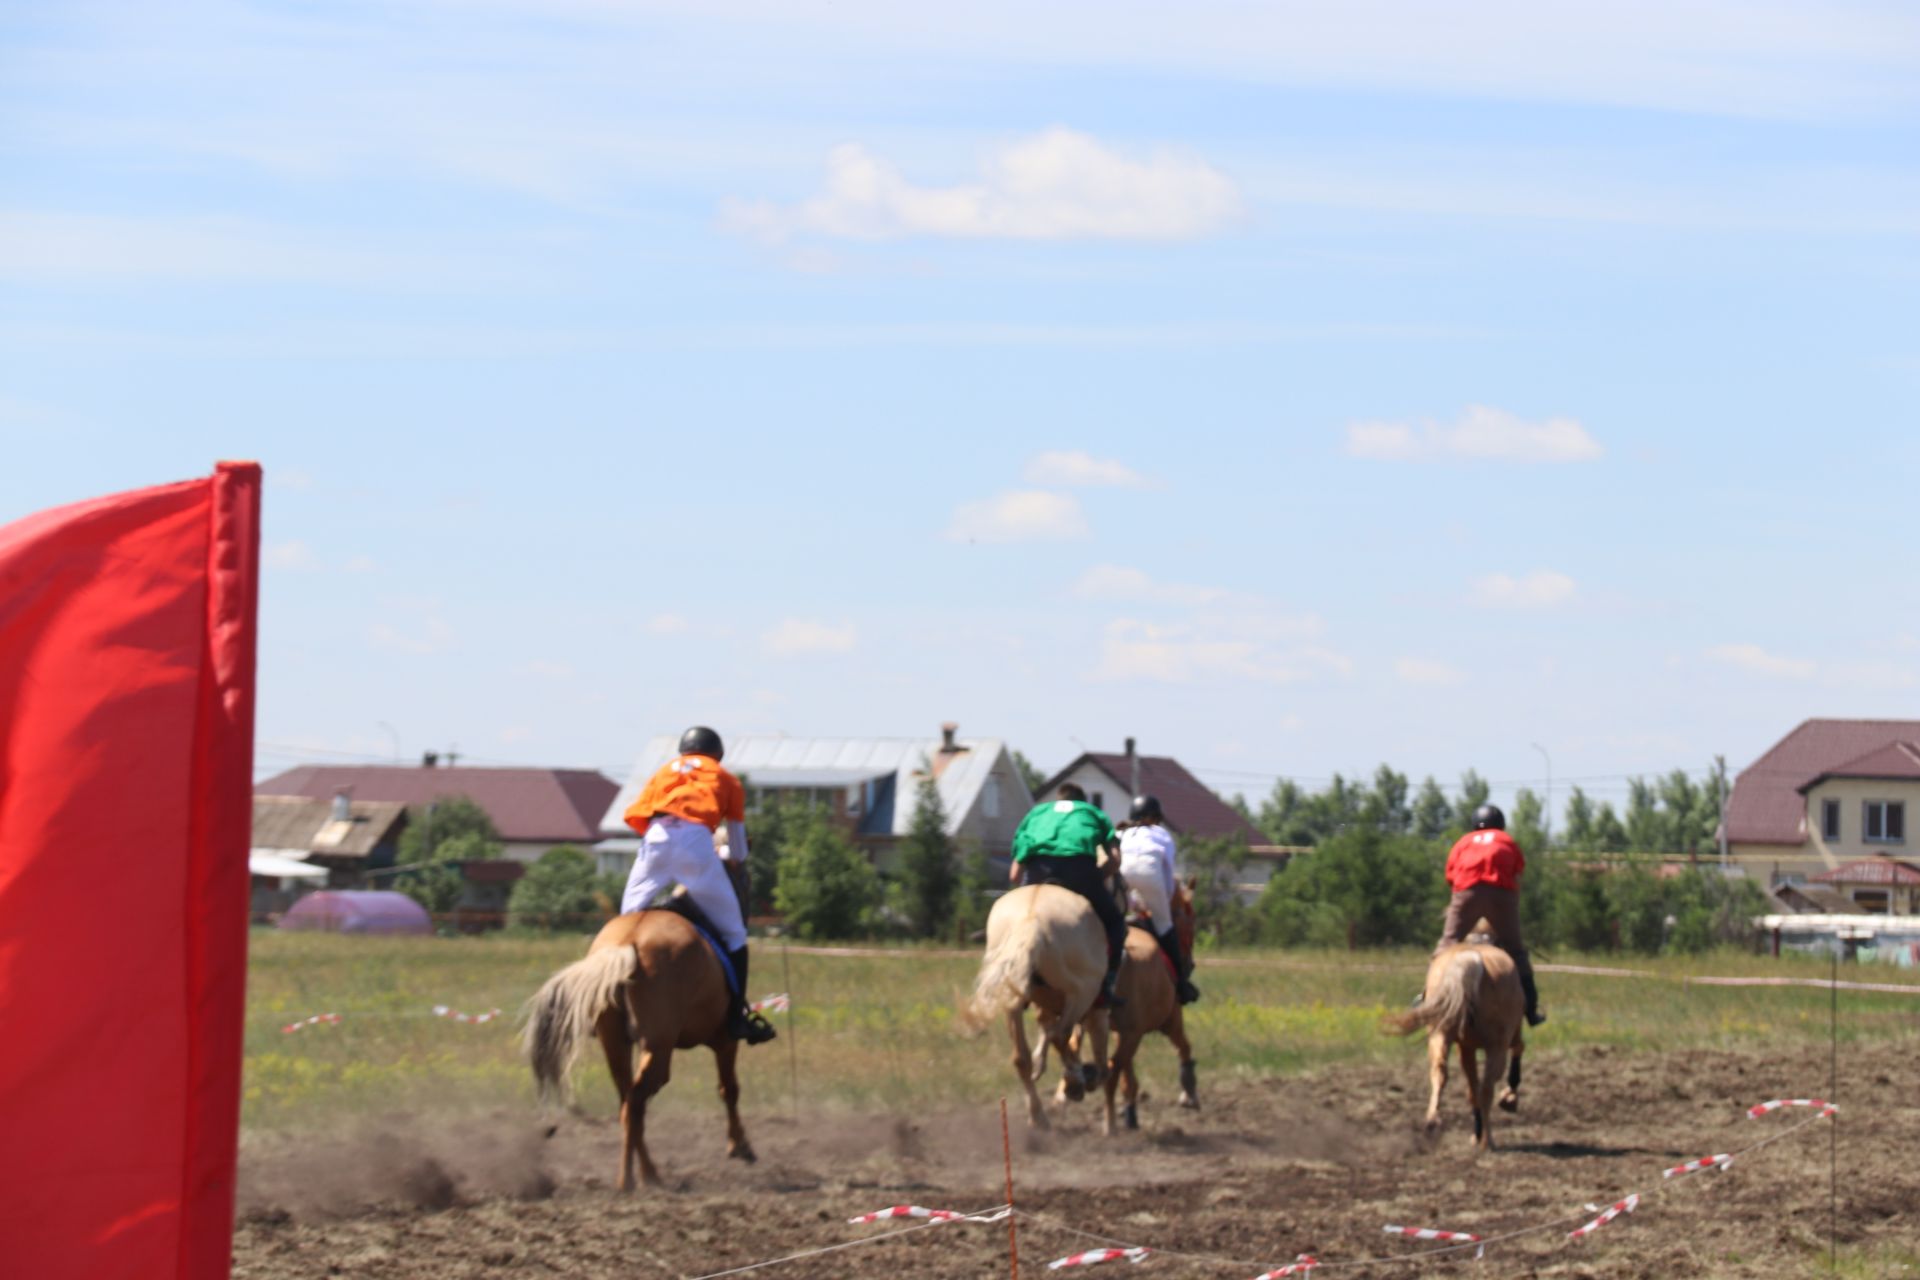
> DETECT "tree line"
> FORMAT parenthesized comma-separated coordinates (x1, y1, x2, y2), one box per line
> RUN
(385, 758, 1768, 956)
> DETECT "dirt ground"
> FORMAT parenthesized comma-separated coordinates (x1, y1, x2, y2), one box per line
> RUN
(232, 1034, 1918, 1279)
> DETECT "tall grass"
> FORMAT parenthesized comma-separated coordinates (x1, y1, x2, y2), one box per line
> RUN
(241, 931, 1920, 1132)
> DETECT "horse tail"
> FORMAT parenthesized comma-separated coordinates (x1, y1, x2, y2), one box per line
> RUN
(1386, 950, 1481, 1039)
(965, 916, 1042, 1030)
(522, 943, 638, 1105)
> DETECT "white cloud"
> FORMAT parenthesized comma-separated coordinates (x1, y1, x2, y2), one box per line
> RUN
(1023, 450, 1150, 488)
(762, 618, 857, 656)
(1071, 564, 1224, 607)
(723, 128, 1241, 243)
(1394, 656, 1467, 686)
(369, 612, 454, 656)
(1471, 570, 1577, 609)
(1705, 643, 1817, 679)
(341, 555, 378, 574)
(946, 490, 1088, 543)
(1092, 619, 1346, 685)
(644, 613, 691, 635)
(264, 540, 321, 572)
(528, 659, 574, 679)
(1345, 406, 1602, 463)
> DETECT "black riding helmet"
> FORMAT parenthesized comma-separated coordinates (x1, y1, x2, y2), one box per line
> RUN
(1471, 803, 1505, 831)
(679, 725, 724, 761)
(1129, 794, 1163, 823)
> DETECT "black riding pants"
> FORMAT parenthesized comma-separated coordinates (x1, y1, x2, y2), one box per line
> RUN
(1020, 855, 1127, 966)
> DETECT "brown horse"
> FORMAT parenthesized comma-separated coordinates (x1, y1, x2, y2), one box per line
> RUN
(523, 910, 754, 1188)
(1055, 881, 1200, 1133)
(1387, 934, 1525, 1151)
(967, 883, 1110, 1129)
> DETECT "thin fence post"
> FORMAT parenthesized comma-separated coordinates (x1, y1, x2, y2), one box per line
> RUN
(1002, 1096, 1019, 1279)
(781, 933, 799, 1121)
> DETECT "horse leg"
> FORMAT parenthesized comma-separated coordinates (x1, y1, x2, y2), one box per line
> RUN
(625, 1041, 673, 1187)
(1051, 1017, 1085, 1104)
(1166, 1011, 1198, 1109)
(1102, 1032, 1138, 1136)
(1457, 1043, 1485, 1152)
(1479, 1042, 1509, 1152)
(714, 1036, 755, 1163)
(1085, 1008, 1110, 1095)
(597, 1009, 637, 1190)
(1498, 1033, 1524, 1113)
(1007, 1009, 1047, 1129)
(1422, 1030, 1448, 1135)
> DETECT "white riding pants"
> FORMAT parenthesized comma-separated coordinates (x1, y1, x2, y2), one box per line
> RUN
(1121, 851, 1173, 933)
(621, 816, 748, 951)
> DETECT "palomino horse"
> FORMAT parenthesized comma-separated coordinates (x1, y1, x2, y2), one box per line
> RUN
(967, 883, 1110, 1129)
(1387, 932, 1526, 1151)
(523, 909, 754, 1188)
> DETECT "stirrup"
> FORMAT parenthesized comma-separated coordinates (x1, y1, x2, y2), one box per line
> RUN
(1100, 976, 1127, 1008)
(1176, 980, 1201, 1005)
(731, 1009, 778, 1045)
(1526, 1008, 1547, 1027)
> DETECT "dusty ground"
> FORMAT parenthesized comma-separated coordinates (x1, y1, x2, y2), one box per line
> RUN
(233, 1035, 1918, 1279)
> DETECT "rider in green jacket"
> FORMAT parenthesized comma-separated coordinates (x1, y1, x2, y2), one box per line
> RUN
(1011, 784, 1129, 1008)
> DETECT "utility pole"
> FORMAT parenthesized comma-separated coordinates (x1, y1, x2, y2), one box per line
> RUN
(1715, 754, 1730, 871)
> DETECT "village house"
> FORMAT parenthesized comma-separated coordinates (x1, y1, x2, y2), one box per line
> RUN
(248, 793, 408, 919)
(595, 724, 1030, 876)
(1723, 719, 1920, 895)
(1039, 740, 1281, 899)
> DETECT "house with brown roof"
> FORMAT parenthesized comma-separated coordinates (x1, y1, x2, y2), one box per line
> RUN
(255, 763, 619, 863)
(1037, 743, 1285, 899)
(249, 794, 409, 917)
(1723, 719, 1920, 889)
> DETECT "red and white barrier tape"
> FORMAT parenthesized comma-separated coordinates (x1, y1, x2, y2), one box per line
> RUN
(1748, 1098, 1836, 1118)
(848, 1206, 961, 1225)
(1569, 1194, 1638, 1241)
(1249, 1254, 1318, 1277)
(1382, 1225, 1479, 1244)
(279, 1013, 341, 1034)
(1048, 1246, 1150, 1269)
(1662, 1153, 1732, 1179)
(432, 1004, 503, 1023)
(753, 993, 791, 1014)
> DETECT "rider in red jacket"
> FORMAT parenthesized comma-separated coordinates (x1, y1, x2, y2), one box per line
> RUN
(1430, 804, 1546, 1026)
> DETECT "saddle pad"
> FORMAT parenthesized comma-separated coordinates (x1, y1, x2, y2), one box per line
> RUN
(1128, 920, 1177, 984)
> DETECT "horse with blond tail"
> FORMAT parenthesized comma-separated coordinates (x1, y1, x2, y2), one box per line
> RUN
(1386, 931, 1526, 1151)
(523, 909, 755, 1189)
(966, 883, 1111, 1128)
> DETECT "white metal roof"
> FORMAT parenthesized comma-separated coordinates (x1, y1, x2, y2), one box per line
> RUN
(599, 733, 1015, 841)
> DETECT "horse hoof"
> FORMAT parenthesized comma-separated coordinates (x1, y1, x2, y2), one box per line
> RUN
(730, 1145, 757, 1164)
(1123, 1106, 1139, 1131)
(1497, 1093, 1519, 1114)
(1176, 1094, 1198, 1111)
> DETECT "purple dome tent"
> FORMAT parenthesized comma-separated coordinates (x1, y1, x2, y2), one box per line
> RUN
(277, 890, 433, 936)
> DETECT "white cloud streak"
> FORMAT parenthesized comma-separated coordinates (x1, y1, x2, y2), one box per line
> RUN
(762, 617, 857, 655)
(1394, 656, 1467, 686)
(1072, 564, 1224, 607)
(723, 128, 1241, 243)
(1345, 406, 1602, 463)
(946, 490, 1088, 543)
(1471, 570, 1577, 609)
(1705, 643, 1817, 679)
(1023, 450, 1150, 488)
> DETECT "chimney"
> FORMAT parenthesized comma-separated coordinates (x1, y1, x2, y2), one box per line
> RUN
(940, 721, 959, 752)
(1125, 736, 1139, 796)
(422, 751, 439, 768)
(330, 790, 351, 822)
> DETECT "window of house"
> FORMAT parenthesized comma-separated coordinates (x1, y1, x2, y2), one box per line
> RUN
(1863, 800, 1905, 843)
(982, 776, 1000, 819)
(1822, 799, 1841, 840)
(1092, 790, 1105, 811)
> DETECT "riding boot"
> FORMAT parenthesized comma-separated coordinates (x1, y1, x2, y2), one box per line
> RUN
(1100, 945, 1127, 1009)
(1158, 927, 1200, 1004)
(1511, 948, 1547, 1027)
(724, 946, 777, 1045)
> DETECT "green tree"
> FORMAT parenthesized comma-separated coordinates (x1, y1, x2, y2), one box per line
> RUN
(1453, 770, 1490, 829)
(1510, 788, 1548, 854)
(894, 765, 957, 936)
(774, 815, 881, 940)
(508, 845, 605, 932)
(1009, 750, 1048, 798)
(1625, 778, 1664, 851)
(1562, 786, 1596, 850)
(1255, 825, 1444, 948)
(951, 844, 1000, 938)
(1259, 778, 1307, 844)
(1411, 776, 1452, 840)
(1592, 802, 1629, 852)
(1182, 834, 1250, 930)
(392, 795, 502, 917)
(1369, 764, 1412, 834)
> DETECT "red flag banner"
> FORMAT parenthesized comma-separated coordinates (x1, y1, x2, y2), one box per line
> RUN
(0, 463, 261, 1280)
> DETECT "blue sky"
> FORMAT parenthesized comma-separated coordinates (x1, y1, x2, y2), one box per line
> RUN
(4, 1, 1917, 815)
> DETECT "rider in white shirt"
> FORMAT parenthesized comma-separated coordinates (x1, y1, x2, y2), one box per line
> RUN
(1118, 795, 1200, 1005)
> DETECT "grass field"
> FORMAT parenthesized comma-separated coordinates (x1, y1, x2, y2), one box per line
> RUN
(242, 930, 1920, 1133)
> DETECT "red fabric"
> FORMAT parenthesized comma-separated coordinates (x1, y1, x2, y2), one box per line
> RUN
(1443, 828, 1526, 893)
(0, 464, 260, 1280)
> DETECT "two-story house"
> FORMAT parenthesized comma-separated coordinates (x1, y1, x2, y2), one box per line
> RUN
(1723, 718, 1920, 889)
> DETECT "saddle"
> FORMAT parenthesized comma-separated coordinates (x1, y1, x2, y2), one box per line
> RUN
(649, 893, 741, 998)
(1127, 915, 1178, 985)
